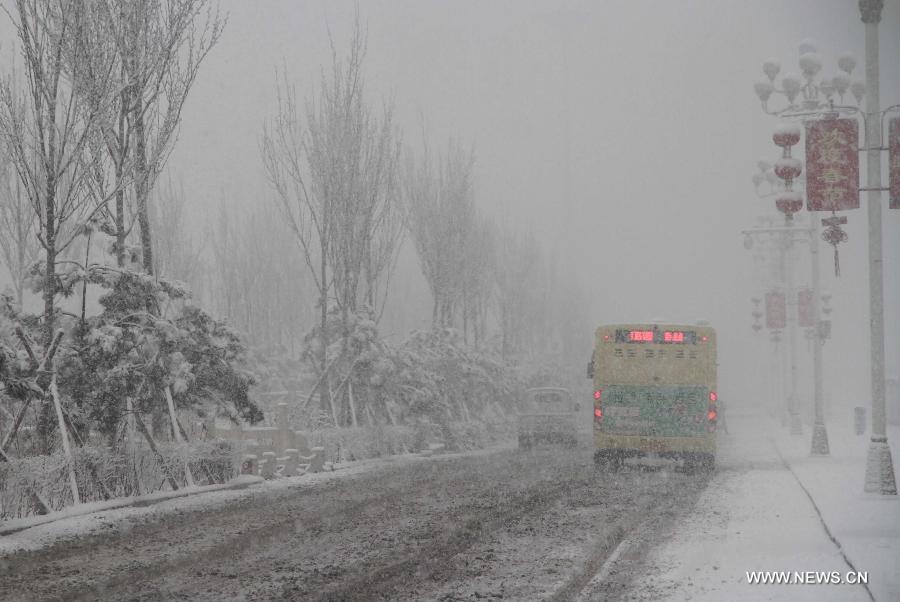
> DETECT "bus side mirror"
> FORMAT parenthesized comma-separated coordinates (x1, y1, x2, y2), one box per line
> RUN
(587, 360, 594, 379)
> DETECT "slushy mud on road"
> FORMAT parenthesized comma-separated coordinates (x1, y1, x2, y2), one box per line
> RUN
(0, 444, 711, 601)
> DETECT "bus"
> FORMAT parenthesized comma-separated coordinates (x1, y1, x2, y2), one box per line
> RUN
(587, 323, 718, 471)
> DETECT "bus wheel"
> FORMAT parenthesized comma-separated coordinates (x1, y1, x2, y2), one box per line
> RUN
(682, 453, 697, 474)
(594, 451, 620, 472)
(611, 453, 623, 472)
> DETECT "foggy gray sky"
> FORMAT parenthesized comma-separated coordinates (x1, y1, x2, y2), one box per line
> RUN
(164, 0, 900, 409)
(2, 1, 899, 411)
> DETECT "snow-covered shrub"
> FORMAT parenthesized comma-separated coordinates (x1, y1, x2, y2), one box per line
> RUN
(284, 317, 524, 452)
(445, 419, 513, 451)
(378, 328, 520, 426)
(53, 267, 263, 441)
(307, 424, 418, 464)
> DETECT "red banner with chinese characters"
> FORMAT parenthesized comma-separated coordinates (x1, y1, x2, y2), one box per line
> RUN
(766, 291, 786, 329)
(805, 118, 859, 211)
(890, 118, 900, 209)
(797, 289, 813, 327)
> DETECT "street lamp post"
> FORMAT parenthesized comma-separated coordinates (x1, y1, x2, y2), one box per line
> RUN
(859, 0, 896, 496)
(808, 215, 829, 454)
(745, 213, 789, 426)
(783, 226, 803, 435)
(752, 1, 897, 494)
(743, 211, 820, 440)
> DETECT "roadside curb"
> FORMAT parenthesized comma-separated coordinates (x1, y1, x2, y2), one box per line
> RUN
(0, 475, 264, 537)
(769, 438, 876, 602)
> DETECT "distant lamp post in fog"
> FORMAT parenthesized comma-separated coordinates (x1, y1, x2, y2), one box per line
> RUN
(752, 0, 897, 495)
(747, 154, 828, 449)
(750, 297, 763, 333)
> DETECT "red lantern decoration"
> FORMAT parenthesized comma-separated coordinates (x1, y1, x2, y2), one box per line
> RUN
(774, 157, 802, 181)
(776, 192, 804, 216)
(771, 123, 805, 218)
(773, 123, 801, 148)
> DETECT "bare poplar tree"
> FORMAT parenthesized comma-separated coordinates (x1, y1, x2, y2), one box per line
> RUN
(84, 0, 223, 275)
(495, 228, 542, 359)
(150, 175, 204, 283)
(0, 0, 114, 347)
(208, 196, 312, 353)
(0, 146, 39, 306)
(405, 139, 477, 328)
(461, 218, 495, 347)
(0, 0, 119, 452)
(262, 17, 402, 425)
(261, 74, 335, 420)
(356, 105, 403, 319)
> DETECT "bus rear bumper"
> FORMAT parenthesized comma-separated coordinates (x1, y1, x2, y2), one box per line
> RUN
(594, 432, 715, 456)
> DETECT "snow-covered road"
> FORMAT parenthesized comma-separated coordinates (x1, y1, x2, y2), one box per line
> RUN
(0, 443, 711, 601)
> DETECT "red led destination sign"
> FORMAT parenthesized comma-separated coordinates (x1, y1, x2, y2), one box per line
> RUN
(614, 329, 698, 344)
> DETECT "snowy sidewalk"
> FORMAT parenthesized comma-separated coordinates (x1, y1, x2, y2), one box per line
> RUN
(774, 419, 900, 602)
(630, 411, 899, 601)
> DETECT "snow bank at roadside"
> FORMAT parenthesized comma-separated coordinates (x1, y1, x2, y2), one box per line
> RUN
(0, 475, 264, 537)
(0, 441, 513, 556)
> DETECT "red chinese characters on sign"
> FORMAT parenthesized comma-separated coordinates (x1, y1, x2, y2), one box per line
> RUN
(797, 289, 813, 328)
(805, 118, 859, 211)
(766, 291, 786, 329)
(890, 118, 900, 209)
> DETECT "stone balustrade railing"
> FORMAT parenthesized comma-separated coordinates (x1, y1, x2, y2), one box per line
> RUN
(209, 402, 325, 479)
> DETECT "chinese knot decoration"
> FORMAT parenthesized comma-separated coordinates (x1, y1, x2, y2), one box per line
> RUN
(772, 123, 804, 218)
(805, 116, 859, 276)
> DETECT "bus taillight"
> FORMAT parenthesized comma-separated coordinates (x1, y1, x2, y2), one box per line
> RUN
(707, 409, 717, 421)
(594, 389, 602, 400)
(594, 407, 603, 419)
(709, 391, 718, 402)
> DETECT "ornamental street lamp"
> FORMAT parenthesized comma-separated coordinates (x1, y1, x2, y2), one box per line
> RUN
(742, 180, 829, 438)
(747, 156, 831, 450)
(752, 1, 897, 495)
(758, 141, 802, 440)
(748, 234, 787, 425)
(858, 0, 896, 496)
